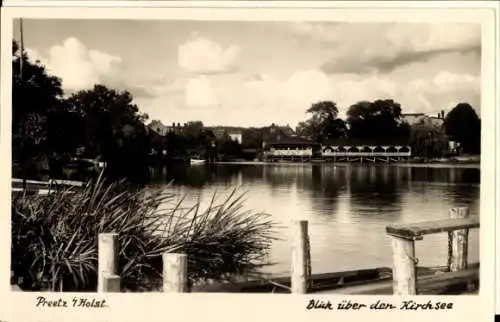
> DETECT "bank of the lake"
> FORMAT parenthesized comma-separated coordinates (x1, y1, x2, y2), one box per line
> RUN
(213, 161, 480, 169)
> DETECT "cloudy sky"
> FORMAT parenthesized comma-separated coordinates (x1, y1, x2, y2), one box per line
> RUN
(13, 19, 481, 127)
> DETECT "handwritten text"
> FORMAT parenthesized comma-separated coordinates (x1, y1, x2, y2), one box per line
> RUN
(35, 296, 108, 308)
(306, 298, 454, 311)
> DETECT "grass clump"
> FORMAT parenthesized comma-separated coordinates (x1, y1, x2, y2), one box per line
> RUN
(11, 173, 277, 292)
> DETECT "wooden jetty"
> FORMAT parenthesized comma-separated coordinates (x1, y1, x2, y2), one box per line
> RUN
(11, 207, 479, 294)
(190, 263, 479, 294)
(385, 207, 478, 295)
(193, 207, 479, 295)
(11, 178, 84, 195)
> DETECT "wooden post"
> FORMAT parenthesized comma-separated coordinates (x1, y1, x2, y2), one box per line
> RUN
(102, 275, 121, 292)
(389, 235, 417, 295)
(163, 253, 188, 292)
(98, 233, 119, 292)
(448, 207, 470, 272)
(291, 220, 309, 294)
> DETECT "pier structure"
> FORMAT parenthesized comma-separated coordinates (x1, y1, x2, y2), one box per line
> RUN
(265, 145, 314, 162)
(321, 145, 412, 163)
(262, 129, 413, 162)
(263, 136, 319, 162)
(263, 143, 412, 163)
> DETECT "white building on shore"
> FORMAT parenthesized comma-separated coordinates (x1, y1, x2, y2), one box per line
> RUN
(401, 111, 446, 127)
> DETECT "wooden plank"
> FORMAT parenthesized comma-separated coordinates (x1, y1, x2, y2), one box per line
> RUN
(317, 266, 479, 295)
(11, 284, 22, 291)
(12, 183, 51, 190)
(386, 217, 479, 239)
(191, 263, 479, 293)
(191, 268, 389, 293)
(390, 235, 417, 295)
(12, 188, 76, 196)
(102, 275, 121, 292)
(291, 220, 309, 294)
(449, 207, 470, 272)
(98, 233, 119, 292)
(49, 179, 85, 187)
(163, 253, 188, 293)
(190, 265, 465, 293)
(12, 178, 84, 189)
(12, 178, 48, 185)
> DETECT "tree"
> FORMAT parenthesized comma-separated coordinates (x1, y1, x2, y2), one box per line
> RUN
(296, 119, 316, 139)
(322, 117, 348, 140)
(296, 101, 347, 142)
(241, 128, 263, 149)
(46, 100, 86, 157)
(307, 100, 339, 120)
(165, 132, 188, 159)
(218, 132, 242, 160)
(346, 99, 409, 141)
(12, 40, 64, 180)
(183, 121, 206, 151)
(409, 121, 449, 159)
(65, 85, 151, 180)
(443, 103, 481, 154)
(184, 121, 204, 137)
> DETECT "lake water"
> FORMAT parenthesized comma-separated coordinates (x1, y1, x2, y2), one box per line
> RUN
(147, 163, 480, 277)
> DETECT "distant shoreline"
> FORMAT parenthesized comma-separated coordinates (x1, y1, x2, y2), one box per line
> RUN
(210, 160, 480, 169)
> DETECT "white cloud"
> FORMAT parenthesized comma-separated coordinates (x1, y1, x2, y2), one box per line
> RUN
(139, 67, 480, 127)
(290, 22, 480, 53)
(178, 36, 240, 74)
(185, 75, 219, 108)
(407, 71, 480, 113)
(116, 22, 481, 127)
(20, 21, 481, 128)
(431, 71, 479, 89)
(409, 24, 481, 52)
(27, 37, 122, 92)
(286, 22, 341, 43)
(286, 22, 480, 74)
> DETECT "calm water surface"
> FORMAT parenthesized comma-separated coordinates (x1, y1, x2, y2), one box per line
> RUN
(147, 163, 480, 276)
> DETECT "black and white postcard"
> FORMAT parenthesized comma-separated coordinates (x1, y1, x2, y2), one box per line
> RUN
(0, 1, 497, 322)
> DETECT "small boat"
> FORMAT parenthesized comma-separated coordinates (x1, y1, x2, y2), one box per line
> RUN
(190, 159, 206, 165)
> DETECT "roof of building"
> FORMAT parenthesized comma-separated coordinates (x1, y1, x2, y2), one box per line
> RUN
(148, 120, 166, 128)
(323, 137, 409, 146)
(263, 124, 317, 145)
(266, 136, 318, 146)
(402, 113, 425, 117)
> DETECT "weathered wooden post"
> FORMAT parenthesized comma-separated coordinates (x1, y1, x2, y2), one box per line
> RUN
(389, 235, 417, 295)
(163, 253, 188, 292)
(291, 220, 310, 294)
(448, 207, 470, 272)
(102, 275, 121, 292)
(98, 233, 119, 292)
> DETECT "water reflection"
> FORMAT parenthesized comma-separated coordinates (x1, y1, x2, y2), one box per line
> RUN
(148, 164, 480, 275)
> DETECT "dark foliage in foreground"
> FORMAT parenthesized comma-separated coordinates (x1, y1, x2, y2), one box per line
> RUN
(11, 174, 277, 292)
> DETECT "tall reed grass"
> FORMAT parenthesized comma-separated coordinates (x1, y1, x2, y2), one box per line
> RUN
(11, 173, 277, 292)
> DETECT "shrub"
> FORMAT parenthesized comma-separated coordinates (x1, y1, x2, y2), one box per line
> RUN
(11, 173, 277, 292)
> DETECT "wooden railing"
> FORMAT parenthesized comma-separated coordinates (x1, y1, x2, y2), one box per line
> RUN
(97, 233, 189, 292)
(96, 222, 312, 293)
(385, 207, 479, 295)
(11, 178, 84, 194)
